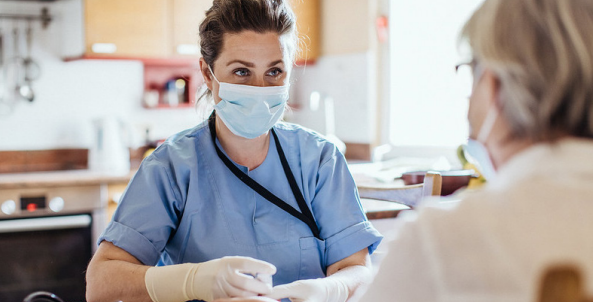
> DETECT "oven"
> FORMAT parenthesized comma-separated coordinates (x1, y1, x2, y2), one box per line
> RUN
(0, 185, 106, 302)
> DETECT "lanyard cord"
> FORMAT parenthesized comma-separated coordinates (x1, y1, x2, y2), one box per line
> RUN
(208, 115, 321, 240)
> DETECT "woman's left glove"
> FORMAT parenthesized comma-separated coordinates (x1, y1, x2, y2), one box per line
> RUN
(265, 278, 348, 302)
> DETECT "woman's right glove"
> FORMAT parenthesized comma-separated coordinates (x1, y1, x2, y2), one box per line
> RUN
(144, 256, 276, 302)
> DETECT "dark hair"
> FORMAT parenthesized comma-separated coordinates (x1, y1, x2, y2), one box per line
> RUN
(197, 0, 297, 103)
(199, 0, 297, 68)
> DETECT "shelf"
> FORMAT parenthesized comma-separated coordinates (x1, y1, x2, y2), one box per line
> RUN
(64, 55, 200, 67)
(64, 55, 203, 108)
(146, 103, 195, 109)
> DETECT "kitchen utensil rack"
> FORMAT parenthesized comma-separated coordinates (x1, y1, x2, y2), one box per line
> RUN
(0, 7, 52, 29)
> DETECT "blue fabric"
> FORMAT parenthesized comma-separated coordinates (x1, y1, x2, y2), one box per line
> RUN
(99, 120, 383, 286)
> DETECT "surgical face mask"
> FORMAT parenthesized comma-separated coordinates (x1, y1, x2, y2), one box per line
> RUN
(466, 104, 498, 181)
(465, 62, 498, 181)
(208, 65, 289, 139)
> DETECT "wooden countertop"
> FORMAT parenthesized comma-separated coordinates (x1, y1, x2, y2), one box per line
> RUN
(0, 169, 408, 219)
(0, 169, 136, 189)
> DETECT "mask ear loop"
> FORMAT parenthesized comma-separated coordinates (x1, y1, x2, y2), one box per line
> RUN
(207, 65, 220, 122)
(471, 62, 499, 143)
(207, 65, 220, 84)
(477, 106, 498, 143)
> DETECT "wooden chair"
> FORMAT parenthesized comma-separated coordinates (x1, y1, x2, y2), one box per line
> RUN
(538, 266, 593, 302)
(357, 171, 442, 208)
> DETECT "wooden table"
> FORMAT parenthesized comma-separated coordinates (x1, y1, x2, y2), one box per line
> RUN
(361, 198, 410, 220)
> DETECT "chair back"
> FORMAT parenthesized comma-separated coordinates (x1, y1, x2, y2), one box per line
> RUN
(538, 266, 593, 302)
(357, 171, 442, 208)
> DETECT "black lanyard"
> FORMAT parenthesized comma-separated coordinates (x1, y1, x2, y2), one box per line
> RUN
(208, 115, 321, 240)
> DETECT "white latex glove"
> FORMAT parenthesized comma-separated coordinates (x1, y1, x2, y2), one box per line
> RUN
(213, 297, 278, 302)
(145, 256, 276, 302)
(266, 278, 348, 302)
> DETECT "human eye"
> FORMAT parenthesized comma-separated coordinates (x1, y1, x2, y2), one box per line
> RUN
(233, 68, 250, 77)
(266, 67, 284, 78)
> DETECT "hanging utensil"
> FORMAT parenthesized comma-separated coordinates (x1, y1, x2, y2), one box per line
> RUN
(0, 26, 8, 116)
(0, 26, 5, 101)
(0, 27, 4, 67)
(19, 21, 39, 102)
(9, 26, 24, 100)
(0, 23, 22, 115)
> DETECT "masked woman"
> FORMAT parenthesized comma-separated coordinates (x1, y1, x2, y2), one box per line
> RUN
(85, 1, 382, 302)
(358, 0, 593, 300)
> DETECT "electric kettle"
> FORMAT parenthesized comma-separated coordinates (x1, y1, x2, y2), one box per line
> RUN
(88, 116, 132, 175)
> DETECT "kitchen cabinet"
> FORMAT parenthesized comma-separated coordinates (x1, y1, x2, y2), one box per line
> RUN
(172, 0, 210, 56)
(85, 0, 319, 62)
(84, 0, 210, 58)
(85, 0, 171, 57)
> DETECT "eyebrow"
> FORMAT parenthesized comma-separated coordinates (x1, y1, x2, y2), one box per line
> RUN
(268, 60, 284, 67)
(226, 60, 285, 67)
(226, 60, 254, 67)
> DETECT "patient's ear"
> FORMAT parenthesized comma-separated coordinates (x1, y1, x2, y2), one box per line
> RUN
(482, 69, 503, 110)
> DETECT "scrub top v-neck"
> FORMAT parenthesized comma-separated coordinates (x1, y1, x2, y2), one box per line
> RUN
(99, 119, 383, 286)
(208, 116, 321, 240)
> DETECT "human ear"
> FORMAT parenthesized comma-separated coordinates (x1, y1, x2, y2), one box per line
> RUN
(481, 69, 503, 110)
(199, 58, 213, 91)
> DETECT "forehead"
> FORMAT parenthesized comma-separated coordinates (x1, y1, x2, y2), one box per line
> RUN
(217, 31, 287, 65)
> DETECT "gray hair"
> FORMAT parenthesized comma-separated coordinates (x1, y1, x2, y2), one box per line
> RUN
(461, 0, 593, 141)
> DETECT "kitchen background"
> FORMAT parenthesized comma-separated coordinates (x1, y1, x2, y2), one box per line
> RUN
(0, 0, 483, 164)
(0, 0, 388, 159)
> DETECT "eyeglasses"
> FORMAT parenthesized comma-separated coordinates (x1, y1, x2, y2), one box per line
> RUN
(454, 59, 478, 98)
(455, 59, 478, 74)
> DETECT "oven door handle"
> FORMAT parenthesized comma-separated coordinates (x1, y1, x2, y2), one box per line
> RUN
(0, 214, 92, 233)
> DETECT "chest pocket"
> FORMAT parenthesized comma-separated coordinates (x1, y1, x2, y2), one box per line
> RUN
(299, 236, 327, 279)
(223, 190, 294, 246)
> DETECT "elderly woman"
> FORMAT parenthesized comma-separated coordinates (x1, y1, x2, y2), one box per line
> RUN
(359, 0, 593, 300)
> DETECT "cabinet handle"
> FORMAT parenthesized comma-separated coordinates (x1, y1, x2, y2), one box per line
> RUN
(92, 43, 117, 54)
(176, 44, 199, 55)
(0, 214, 91, 233)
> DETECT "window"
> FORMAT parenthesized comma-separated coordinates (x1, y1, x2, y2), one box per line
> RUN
(388, 0, 484, 149)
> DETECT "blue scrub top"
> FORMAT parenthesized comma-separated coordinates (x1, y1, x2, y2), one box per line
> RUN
(99, 120, 383, 286)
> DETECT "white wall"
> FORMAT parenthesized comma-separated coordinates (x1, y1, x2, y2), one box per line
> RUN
(0, 0, 204, 151)
(286, 0, 378, 144)
(388, 0, 483, 148)
(287, 52, 375, 144)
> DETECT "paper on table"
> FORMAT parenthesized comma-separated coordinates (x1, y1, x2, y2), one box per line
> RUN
(348, 156, 453, 184)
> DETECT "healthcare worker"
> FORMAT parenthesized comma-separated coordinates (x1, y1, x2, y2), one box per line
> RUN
(85, 1, 383, 302)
